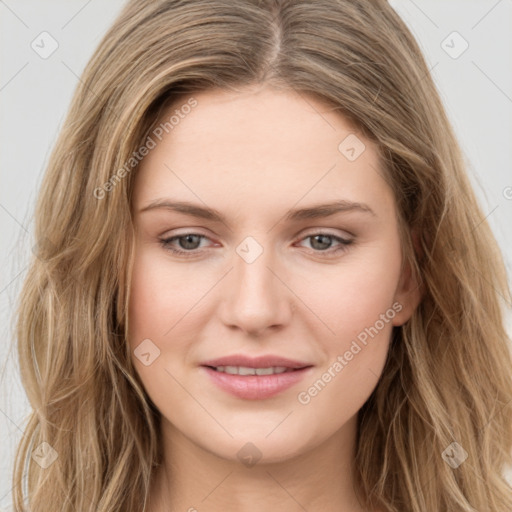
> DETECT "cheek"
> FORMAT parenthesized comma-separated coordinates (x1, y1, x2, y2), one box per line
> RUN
(127, 250, 197, 408)
(128, 249, 200, 346)
(294, 254, 400, 416)
(128, 253, 163, 345)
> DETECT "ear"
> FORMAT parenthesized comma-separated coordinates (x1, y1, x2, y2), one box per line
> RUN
(392, 230, 423, 327)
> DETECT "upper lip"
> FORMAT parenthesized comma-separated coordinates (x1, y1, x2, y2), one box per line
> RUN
(201, 355, 313, 369)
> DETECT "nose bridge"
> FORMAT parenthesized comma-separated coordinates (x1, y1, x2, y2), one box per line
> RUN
(234, 237, 274, 295)
(220, 235, 291, 333)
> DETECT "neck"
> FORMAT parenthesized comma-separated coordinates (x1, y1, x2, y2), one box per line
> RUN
(147, 414, 375, 512)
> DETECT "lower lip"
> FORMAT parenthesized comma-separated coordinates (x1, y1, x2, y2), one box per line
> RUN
(201, 366, 313, 400)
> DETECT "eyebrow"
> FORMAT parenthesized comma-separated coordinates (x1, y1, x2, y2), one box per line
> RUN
(138, 198, 376, 223)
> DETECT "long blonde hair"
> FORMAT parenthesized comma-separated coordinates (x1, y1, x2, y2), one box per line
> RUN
(12, 0, 512, 510)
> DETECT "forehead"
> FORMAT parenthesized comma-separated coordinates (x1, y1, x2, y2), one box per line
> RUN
(133, 86, 394, 220)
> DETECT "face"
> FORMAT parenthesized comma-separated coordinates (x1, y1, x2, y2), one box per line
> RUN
(128, 84, 419, 463)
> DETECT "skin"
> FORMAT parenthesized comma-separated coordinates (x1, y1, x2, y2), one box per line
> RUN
(128, 84, 421, 512)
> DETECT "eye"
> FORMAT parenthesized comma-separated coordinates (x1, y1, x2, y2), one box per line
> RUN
(159, 231, 354, 258)
(295, 232, 354, 256)
(159, 233, 211, 257)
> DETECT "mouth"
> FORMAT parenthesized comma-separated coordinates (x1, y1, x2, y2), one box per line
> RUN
(204, 365, 309, 375)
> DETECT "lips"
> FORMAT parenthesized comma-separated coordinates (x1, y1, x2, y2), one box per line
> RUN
(200, 354, 314, 400)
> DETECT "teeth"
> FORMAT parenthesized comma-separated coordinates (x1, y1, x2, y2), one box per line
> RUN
(213, 365, 292, 375)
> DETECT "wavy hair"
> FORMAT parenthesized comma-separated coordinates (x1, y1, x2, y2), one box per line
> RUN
(11, 0, 512, 510)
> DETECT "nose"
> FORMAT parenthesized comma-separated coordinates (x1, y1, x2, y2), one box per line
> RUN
(218, 240, 293, 336)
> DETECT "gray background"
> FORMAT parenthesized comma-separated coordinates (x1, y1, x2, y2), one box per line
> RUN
(1, 0, 511, 507)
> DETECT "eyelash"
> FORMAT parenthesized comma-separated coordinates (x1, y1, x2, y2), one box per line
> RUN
(159, 232, 354, 258)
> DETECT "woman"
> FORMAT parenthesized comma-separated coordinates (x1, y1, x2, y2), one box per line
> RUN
(12, 0, 512, 510)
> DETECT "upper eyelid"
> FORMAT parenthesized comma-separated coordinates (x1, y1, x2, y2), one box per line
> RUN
(162, 227, 354, 238)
